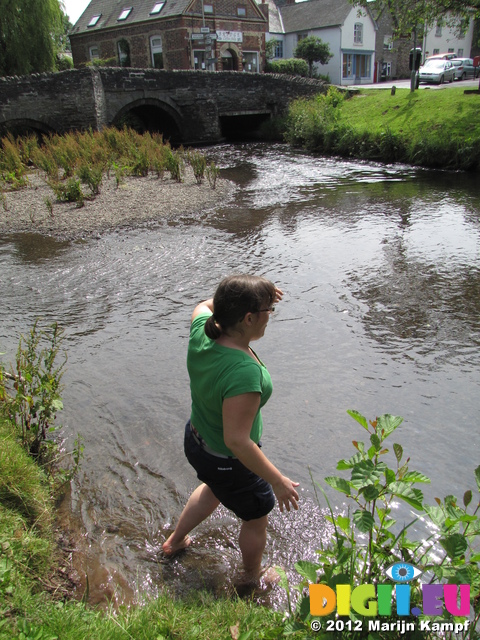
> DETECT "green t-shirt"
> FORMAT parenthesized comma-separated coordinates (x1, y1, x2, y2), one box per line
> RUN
(187, 312, 273, 457)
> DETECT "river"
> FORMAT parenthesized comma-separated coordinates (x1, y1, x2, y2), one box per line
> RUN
(1, 143, 479, 606)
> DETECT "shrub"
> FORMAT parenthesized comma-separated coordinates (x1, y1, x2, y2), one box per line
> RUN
(48, 178, 84, 206)
(265, 58, 309, 77)
(77, 161, 104, 195)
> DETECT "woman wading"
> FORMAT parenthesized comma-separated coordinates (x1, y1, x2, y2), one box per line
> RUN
(163, 274, 299, 582)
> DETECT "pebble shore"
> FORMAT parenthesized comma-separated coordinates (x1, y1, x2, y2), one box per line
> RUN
(0, 168, 235, 240)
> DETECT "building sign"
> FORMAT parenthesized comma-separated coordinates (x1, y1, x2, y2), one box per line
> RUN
(216, 30, 243, 43)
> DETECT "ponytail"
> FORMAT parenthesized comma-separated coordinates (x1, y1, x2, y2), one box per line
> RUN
(205, 314, 222, 340)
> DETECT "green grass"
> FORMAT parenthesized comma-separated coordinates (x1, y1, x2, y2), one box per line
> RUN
(340, 87, 480, 144)
(285, 86, 480, 170)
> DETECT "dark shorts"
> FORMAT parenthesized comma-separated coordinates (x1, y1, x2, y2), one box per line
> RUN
(184, 422, 275, 521)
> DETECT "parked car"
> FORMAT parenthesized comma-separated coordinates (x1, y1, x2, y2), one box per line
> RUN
(418, 59, 455, 84)
(451, 58, 479, 80)
(426, 53, 457, 61)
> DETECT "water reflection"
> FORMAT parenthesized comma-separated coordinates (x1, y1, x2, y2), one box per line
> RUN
(0, 143, 479, 608)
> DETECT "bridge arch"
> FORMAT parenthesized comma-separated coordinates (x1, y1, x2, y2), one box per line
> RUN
(111, 97, 183, 143)
(0, 118, 56, 138)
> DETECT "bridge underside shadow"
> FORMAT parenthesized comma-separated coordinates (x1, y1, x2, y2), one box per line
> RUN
(111, 99, 182, 144)
(0, 118, 55, 139)
(219, 112, 273, 141)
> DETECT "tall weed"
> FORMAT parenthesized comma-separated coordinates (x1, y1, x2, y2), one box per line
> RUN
(279, 410, 480, 639)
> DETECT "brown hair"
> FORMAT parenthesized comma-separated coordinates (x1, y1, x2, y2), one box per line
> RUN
(205, 274, 276, 340)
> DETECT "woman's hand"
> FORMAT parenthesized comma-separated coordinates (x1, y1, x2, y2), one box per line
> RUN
(271, 476, 300, 512)
(274, 287, 284, 305)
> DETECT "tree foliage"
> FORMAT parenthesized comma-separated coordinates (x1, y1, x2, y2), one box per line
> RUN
(0, 0, 65, 77)
(294, 36, 333, 77)
(350, 0, 480, 36)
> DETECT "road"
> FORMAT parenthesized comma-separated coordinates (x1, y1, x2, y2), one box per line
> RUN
(349, 77, 480, 90)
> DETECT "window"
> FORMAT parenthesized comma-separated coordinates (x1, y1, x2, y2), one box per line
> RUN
(354, 23, 363, 44)
(88, 14, 101, 27)
(150, 36, 164, 68)
(89, 45, 100, 60)
(343, 53, 353, 77)
(297, 33, 307, 44)
(274, 40, 283, 58)
(237, 6, 246, 16)
(117, 39, 131, 66)
(383, 35, 393, 50)
(118, 7, 132, 21)
(194, 50, 206, 70)
(433, 48, 439, 55)
(203, 4, 213, 13)
(435, 23, 442, 37)
(357, 54, 370, 77)
(242, 51, 258, 72)
(150, 2, 164, 14)
(448, 48, 454, 53)
(458, 48, 464, 57)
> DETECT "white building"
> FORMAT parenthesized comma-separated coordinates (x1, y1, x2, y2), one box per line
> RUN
(266, 0, 377, 85)
(424, 16, 475, 60)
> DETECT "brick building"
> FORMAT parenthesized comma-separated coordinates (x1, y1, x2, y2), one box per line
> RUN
(69, 0, 268, 72)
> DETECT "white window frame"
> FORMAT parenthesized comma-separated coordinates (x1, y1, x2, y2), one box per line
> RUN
(383, 35, 393, 50)
(150, 35, 164, 68)
(354, 23, 363, 45)
(274, 40, 283, 59)
(203, 4, 214, 13)
(89, 45, 100, 60)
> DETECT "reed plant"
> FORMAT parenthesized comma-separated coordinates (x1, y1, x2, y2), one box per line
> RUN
(186, 149, 207, 184)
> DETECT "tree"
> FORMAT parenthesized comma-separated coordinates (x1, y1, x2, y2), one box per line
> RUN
(294, 36, 333, 78)
(0, 0, 65, 77)
(349, 0, 480, 38)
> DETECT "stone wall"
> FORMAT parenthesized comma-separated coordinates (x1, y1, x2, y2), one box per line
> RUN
(0, 68, 325, 142)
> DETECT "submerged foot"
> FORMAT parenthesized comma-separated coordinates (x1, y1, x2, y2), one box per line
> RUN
(234, 565, 281, 597)
(161, 534, 192, 557)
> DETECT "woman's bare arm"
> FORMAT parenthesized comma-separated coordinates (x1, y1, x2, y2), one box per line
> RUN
(223, 393, 299, 512)
(191, 298, 214, 323)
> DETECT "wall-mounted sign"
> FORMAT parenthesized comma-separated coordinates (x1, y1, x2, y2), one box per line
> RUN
(216, 30, 243, 43)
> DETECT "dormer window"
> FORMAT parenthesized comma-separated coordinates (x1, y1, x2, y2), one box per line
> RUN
(203, 4, 213, 13)
(150, 2, 165, 13)
(237, 5, 246, 16)
(118, 7, 132, 21)
(88, 14, 101, 27)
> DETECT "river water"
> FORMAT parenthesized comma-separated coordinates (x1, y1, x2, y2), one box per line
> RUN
(1, 143, 479, 606)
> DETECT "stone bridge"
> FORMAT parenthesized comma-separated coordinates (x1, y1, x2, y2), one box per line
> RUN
(0, 67, 325, 144)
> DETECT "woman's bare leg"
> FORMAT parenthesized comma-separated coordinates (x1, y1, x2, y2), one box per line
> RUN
(238, 515, 268, 578)
(162, 483, 220, 555)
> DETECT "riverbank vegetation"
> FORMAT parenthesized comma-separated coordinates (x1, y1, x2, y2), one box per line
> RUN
(0, 128, 220, 211)
(285, 86, 480, 171)
(2, 325, 479, 638)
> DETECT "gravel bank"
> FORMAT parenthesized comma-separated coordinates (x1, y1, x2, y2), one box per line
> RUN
(0, 168, 235, 240)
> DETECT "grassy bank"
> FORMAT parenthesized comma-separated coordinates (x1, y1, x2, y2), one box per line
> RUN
(285, 86, 480, 171)
(0, 402, 283, 639)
